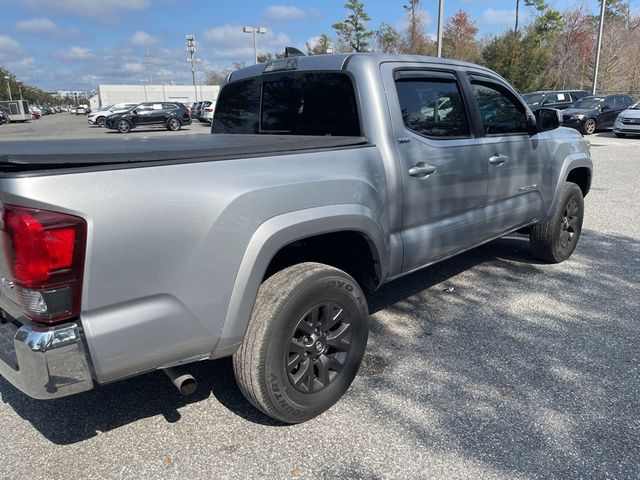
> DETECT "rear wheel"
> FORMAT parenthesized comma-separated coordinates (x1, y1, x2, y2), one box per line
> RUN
(167, 118, 182, 131)
(530, 182, 584, 263)
(582, 118, 596, 135)
(116, 120, 132, 133)
(233, 262, 369, 423)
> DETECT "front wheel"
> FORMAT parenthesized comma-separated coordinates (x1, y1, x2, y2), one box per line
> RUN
(116, 120, 132, 133)
(582, 118, 596, 135)
(96, 116, 106, 127)
(233, 262, 369, 423)
(530, 182, 584, 263)
(166, 118, 182, 131)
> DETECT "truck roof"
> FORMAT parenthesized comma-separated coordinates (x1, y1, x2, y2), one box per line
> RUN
(230, 52, 500, 82)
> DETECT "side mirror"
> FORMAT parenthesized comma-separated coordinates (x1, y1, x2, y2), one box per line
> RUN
(132, 110, 138, 115)
(533, 107, 561, 133)
(602, 104, 611, 111)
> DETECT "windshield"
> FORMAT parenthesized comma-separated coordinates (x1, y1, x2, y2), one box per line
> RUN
(573, 98, 603, 109)
(522, 93, 545, 105)
(630, 101, 640, 110)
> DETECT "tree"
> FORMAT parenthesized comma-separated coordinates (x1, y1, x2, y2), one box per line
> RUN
(206, 70, 228, 85)
(548, 7, 594, 89)
(375, 23, 403, 53)
(332, 0, 373, 52)
(402, 0, 433, 55)
(307, 34, 333, 55)
(442, 10, 480, 62)
(256, 52, 286, 63)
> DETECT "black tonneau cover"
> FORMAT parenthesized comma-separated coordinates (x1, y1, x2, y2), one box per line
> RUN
(0, 134, 369, 172)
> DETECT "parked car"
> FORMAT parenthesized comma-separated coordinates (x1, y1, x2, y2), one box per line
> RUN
(0, 110, 8, 124)
(202, 101, 216, 123)
(75, 105, 88, 115)
(522, 90, 589, 110)
(88, 103, 138, 127)
(105, 102, 192, 133)
(197, 101, 213, 123)
(561, 94, 635, 134)
(613, 100, 640, 137)
(191, 101, 204, 120)
(0, 53, 592, 424)
(29, 108, 40, 120)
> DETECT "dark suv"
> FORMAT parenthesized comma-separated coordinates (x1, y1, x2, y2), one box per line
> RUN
(521, 90, 589, 110)
(561, 94, 635, 134)
(105, 102, 192, 133)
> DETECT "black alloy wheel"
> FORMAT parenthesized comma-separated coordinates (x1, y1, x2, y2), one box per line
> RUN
(287, 301, 352, 394)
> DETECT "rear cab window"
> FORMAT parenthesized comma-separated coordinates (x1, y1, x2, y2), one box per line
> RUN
(212, 71, 360, 136)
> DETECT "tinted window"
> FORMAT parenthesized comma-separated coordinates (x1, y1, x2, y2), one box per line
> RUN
(213, 72, 360, 136)
(472, 82, 528, 135)
(261, 72, 359, 135)
(395, 79, 469, 138)
(163, 103, 178, 110)
(573, 98, 603, 109)
(212, 78, 261, 134)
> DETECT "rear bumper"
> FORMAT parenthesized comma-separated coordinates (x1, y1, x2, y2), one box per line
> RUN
(0, 319, 94, 399)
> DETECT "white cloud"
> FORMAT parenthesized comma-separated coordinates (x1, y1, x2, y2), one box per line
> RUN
(263, 5, 306, 21)
(56, 46, 95, 62)
(15, 17, 58, 34)
(122, 62, 145, 73)
(16, 0, 151, 20)
(481, 9, 516, 27)
(202, 24, 290, 53)
(0, 35, 21, 51)
(131, 31, 160, 47)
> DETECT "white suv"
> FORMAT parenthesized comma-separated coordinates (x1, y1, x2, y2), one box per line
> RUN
(88, 103, 138, 127)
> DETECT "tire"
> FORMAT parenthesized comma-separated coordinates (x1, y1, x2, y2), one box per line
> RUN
(582, 118, 596, 135)
(96, 116, 106, 127)
(166, 118, 182, 131)
(233, 262, 369, 423)
(614, 132, 626, 138)
(530, 182, 584, 263)
(116, 120, 132, 133)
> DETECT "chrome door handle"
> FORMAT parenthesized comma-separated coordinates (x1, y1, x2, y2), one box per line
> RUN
(408, 162, 437, 177)
(489, 154, 508, 166)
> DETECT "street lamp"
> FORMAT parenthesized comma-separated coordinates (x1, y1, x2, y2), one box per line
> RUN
(185, 34, 198, 102)
(140, 79, 148, 102)
(243, 26, 267, 64)
(3, 76, 12, 101)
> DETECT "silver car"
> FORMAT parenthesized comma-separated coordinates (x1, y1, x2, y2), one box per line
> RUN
(614, 101, 640, 137)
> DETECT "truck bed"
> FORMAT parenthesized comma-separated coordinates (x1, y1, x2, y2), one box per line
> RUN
(0, 134, 369, 174)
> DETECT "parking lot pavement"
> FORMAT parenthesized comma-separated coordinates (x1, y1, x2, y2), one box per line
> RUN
(1, 131, 639, 480)
(0, 112, 212, 141)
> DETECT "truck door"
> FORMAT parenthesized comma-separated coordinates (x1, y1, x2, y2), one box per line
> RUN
(381, 65, 488, 272)
(467, 76, 547, 236)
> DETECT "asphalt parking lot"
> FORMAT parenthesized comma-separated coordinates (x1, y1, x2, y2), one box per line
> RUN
(1, 116, 639, 480)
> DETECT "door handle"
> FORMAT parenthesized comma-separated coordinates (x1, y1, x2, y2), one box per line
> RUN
(408, 162, 437, 177)
(489, 154, 508, 166)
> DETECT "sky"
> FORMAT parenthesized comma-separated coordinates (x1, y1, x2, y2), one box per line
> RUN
(1, 0, 639, 92)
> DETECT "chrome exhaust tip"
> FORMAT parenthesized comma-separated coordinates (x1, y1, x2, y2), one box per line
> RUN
(163, 367, 197, 395)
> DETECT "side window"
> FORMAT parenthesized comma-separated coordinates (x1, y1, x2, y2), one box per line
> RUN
(471, 82, 528, 135)
(162, 103, 178, 110)
(395, 78, 469, 138)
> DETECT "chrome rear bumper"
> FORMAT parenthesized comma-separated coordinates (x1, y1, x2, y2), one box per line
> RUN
(0, 320, 94, 399)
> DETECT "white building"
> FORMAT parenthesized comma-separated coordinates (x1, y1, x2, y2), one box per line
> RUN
(97, 84, 219, 107)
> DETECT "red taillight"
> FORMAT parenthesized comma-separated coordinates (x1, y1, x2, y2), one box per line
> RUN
(2, 205, 87, 324)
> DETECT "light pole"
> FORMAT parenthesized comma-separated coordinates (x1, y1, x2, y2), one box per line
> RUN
(436, 0, 444, 58)
(17, 81, 23, 100)
(140, 79, 148, 102)
(592, 0, 606, 95)
(243, 26, 267, 64)
(186, 34, 198, 102)
(3, 76, 12, 101)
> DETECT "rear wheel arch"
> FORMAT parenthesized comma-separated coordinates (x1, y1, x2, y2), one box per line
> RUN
(212, 207, 387, 359)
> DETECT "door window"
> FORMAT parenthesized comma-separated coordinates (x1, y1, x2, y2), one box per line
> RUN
(395, 78, 469, 138)
(471, 82, 528, 135)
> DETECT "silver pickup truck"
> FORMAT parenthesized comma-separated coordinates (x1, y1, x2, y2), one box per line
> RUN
(0, 53, 592, 423)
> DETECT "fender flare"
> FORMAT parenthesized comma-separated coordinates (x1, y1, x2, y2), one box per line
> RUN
(542, 154, 592, 223)
(211, 204, 388, 358)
